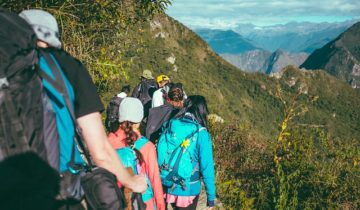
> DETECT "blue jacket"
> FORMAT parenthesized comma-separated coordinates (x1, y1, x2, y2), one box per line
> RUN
(159, 116, 216, 203)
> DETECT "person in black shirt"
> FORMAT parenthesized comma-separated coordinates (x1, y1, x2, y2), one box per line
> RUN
(131, 69, 158, 119)
(19, 9, 147, 194)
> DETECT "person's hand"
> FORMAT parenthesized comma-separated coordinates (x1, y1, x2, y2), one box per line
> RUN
(129, 174, 147, 193)
(207, 207, 214, 210)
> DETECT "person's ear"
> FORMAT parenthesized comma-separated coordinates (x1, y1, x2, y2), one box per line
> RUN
(37, 40, 49, 48)
(132, 123, 140, 131)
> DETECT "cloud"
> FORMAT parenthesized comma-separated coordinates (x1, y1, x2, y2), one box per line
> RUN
(166, 0, 360, 28)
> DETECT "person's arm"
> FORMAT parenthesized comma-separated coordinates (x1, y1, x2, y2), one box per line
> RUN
(77, 112, 147, 192)
(198, 129, 216, 207)
(141, 142, 165, 210)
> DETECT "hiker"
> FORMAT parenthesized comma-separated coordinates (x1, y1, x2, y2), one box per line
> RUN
(15, 9, 146, 208)
(152, 74, 171, 108)
(108, 97, 165, 210)
(118, 84, 131, 98)
(146, 83, 185, 142)
(157, 95, 216, 210)
(131, 69, 158, 118)
(105, 85, 131, 133)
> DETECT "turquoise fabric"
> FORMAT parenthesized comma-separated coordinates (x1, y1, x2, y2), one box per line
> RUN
(157, 117, 216, 202)
(116, 136, 154, 202)
(39, 53, 83, 172)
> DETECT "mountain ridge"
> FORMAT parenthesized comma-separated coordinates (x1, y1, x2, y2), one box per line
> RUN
(195, 20, 356, 54)
(4, 1, 360, 141)
(221, 49, 308, 74)
(195, 28, 259, 54)
(301, 22, 360, 89)
(2, 2, 360, 208)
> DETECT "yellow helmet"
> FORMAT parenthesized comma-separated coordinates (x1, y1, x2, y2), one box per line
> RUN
(156, 74, 170, 84)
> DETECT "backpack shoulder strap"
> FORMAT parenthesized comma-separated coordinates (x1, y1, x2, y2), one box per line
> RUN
(0, 82, 31, 156)
(198, 127, 206, 133)
(37, 51, 94, 169)
(161, 88, 167, 98)
(134, 136, 149, 150)
(166, 124, 201, 168)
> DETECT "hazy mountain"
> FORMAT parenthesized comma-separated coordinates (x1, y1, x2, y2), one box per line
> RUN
(195, 29, 259, 54)
(221, 50, 271, 73)
(235, 20, 357, 53)
(265, 50, 308, 74)
(300, 22, 360, 89)
(195, 21, 352, 73)
(222, 49, 308, 74)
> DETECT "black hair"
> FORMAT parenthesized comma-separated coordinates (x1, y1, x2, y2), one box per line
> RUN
(175, 95, 209, 128)
(121, 85, 131, 94)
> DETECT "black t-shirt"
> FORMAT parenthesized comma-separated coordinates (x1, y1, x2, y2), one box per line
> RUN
(47, 48, 104, 118)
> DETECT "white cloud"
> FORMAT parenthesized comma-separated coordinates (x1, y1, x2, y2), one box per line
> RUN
(166, 0, 360, 28)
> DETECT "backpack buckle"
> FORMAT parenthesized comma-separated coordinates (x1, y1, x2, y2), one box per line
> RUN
(0, 78, 9, 89)
(168, 173, 187, 191)
(160, 163, 169, 170)
(170, 178, 187, 193)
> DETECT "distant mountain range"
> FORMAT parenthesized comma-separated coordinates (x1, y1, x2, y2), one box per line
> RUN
(195, 21, 357, 74)
(195, 29, 259, 54)
(196, 21, 357, 54)
(235, 20, 357, 53)
(301, 22, 360, 89)
(222, 49, 308, 74)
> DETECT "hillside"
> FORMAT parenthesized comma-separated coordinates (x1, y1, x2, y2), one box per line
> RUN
(301, 22, 360, 89)
(3, 1, 360, 209)
(4, 0, 360, 142)
(222, 49, 308, 73)
(117, 16, 360, 140)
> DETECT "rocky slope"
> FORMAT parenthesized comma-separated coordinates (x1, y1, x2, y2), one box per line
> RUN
(221, 50, 271, 73)
(128, 16, 360, 140)
(300, 22, 360, 89)
(264, 50, 308, 74)
(222, 49, 308, 74)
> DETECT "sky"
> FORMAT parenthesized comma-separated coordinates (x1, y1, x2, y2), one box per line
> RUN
(166, 0, 360, 29)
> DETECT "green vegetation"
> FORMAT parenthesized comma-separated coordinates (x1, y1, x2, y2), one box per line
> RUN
(3, 1, 360, 208)
(211, 88, 360, 209)
(4, 0, 360, 140)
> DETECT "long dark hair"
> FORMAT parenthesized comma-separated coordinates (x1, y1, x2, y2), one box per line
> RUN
(175, 95, 209, 128)
(120, 121, 144, 164)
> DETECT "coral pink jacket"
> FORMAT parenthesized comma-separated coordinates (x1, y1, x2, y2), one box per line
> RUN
(108, 129, 165, 210)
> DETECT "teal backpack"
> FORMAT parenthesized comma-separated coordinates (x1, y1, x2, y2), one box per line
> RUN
(157, 118, 205, 193)
(116, 136, 154, 203)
